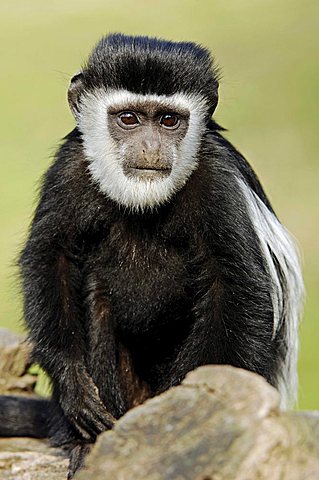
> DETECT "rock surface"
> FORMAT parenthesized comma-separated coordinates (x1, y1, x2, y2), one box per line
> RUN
(0, 329, 68, 479)
(77, 366, 319, 480)
(0, 438, 68, 480)
(0, 328, 35, 395)
(1, 329, 319, 480)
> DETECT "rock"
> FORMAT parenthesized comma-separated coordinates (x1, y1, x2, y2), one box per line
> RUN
(76, 365, 319, 480)
(0, 438, 68, 480)
(0, 330, 68, 479)
(0, 328, 36, 394)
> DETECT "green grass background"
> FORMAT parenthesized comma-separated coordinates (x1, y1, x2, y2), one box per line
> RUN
(0, 0, 318, 408)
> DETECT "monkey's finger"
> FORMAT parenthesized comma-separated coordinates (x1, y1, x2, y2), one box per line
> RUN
(71, 414, 99, 439)
(70, 418, 94, 441)
(71, 406, 112, 438)
(90, 404, 116, 427)
(80, 405, 114, 433)
(67, 408, 101, 438)
(85, 393, 116, 425)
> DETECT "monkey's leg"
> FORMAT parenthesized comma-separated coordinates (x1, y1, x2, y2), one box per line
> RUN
(85, 275, 153, 416)
(160, 277, 277, 391)
(85, 290, 128, 419)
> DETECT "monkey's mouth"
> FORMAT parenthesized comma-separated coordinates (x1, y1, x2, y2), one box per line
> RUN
(124, 165, 172, 180)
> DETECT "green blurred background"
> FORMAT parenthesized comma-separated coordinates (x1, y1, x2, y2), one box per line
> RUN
(0, 0, 318, 408)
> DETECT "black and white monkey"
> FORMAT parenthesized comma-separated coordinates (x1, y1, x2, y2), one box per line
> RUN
(0, 34, 303, 477)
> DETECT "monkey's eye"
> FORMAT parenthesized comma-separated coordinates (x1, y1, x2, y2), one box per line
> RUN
(117, 112, 140, 128)
(160, 114, 180, 129)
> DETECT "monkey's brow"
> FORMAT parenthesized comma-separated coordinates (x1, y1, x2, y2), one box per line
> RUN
(107, 101, 189, 116)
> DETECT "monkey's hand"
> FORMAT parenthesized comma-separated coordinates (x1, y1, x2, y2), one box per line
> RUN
(60, 365, 116, 440)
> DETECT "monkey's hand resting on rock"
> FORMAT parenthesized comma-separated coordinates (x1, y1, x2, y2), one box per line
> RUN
(59, 365, 115, 440)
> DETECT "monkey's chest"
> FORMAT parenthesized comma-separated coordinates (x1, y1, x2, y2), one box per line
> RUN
(84, 234, 194, 339)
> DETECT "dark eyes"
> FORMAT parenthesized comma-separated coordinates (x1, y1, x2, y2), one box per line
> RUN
(117, 112, 180, 129)
(118, 112, 139, 127)
(160, 114, 180, 129)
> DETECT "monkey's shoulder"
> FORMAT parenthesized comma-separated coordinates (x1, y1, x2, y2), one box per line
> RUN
(47, 129, 92, 194)
(37, 129, 112, 223)
(203, 131, 274, 212)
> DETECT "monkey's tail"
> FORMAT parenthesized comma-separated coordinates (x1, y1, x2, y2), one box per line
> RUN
(0, 395, 51, 438)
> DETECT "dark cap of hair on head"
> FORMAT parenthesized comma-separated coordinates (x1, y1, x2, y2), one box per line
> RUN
(82, 33, 220, 114)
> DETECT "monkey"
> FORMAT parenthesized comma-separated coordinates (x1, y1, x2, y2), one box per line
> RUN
(0, 34, 304, 478)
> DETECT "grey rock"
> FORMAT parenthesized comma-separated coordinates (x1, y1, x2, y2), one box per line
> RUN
(0, 328, 35, 394)
(77, 366, 319, 480)
(0, 438, 68, 480)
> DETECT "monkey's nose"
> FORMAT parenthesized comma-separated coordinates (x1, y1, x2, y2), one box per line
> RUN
(141, 150, 161, 164)
(141, 143, 161, 164)
(142, 135, 161, 158)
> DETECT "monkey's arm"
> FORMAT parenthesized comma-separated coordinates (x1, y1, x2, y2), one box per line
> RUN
(19, 164, 114, 440)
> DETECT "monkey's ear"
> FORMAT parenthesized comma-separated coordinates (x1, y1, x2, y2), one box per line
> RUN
(68, 72, 84, 119)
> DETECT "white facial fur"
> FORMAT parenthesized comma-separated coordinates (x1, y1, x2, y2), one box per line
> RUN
(237, 178, 304, 409)
(77, 89, 208, 211)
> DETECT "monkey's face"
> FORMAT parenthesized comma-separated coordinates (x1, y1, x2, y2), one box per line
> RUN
(73, 88, 208, 211)
(107, 102, 189, 182)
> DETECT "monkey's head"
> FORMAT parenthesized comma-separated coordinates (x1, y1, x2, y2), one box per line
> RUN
(68, 34, 219, 211)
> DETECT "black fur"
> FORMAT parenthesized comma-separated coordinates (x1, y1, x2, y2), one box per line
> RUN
(0, 396, 50, 438)
(82, 33, 220, 118)
(0, 34, 290, 477)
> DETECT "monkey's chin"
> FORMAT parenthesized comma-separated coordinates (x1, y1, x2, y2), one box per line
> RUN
(124, 167, 172, 181)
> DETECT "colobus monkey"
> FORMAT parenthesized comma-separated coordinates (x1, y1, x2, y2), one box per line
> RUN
(0, 34, 303, 478)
